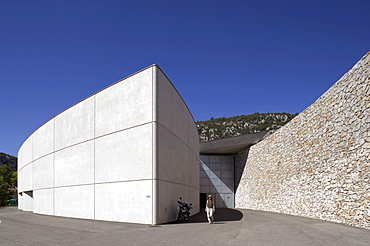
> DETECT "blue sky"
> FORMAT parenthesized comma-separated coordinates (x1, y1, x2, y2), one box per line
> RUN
(1, 0, 369, 157)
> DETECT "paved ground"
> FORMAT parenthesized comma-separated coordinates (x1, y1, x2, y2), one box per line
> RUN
(0, 206, 369, 246)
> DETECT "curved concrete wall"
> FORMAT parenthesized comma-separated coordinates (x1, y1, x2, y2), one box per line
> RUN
(236, 52, 370, 230)
(18, 65, 199, 225)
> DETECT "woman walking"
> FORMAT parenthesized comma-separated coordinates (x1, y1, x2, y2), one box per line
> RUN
(205, 195, 216, 224)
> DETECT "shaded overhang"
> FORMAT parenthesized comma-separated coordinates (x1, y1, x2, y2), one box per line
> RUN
(199, 131, 268, 155)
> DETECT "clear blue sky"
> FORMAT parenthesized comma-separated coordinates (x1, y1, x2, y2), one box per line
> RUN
(1, 0, 369, 157)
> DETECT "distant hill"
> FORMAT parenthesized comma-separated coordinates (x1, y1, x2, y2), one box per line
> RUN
(0, 153, 17, 171)
(196, 112, 298, 142)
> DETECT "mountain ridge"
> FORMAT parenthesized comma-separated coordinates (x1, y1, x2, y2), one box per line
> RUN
(0, 152, 17, 171)
(196, 112, 298, 142)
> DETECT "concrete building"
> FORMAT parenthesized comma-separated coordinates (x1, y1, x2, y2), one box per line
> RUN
(18, 52, 370, 230)
(18, 65, 199, 225)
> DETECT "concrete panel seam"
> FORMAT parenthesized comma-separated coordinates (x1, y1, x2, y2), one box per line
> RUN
(156, 121, 198, 157)
(95, 120, 155, 138)
(53, 117, 55, 215)
(156, 178, 200, 191)
(94, 121, 154, 139)
(18, 161, 34, 172)
(152, 66, 158, 225)
(93, 95, 96, 220)
(32, 187, 56, 191)
(52, 179, 155, 189)
(22, 122, 154, 168)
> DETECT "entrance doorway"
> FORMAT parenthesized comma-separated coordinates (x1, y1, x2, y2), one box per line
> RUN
(199, 193, 207, 208)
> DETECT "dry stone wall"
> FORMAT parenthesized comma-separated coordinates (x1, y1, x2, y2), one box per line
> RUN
(235, 52, 370, 230)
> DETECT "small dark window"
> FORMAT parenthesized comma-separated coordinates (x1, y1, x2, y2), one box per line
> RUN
(24, 191, 33, 198)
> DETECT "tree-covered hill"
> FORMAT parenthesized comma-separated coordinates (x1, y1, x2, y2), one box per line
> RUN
(0, 153, 17, 206)
(196, 112, 298, 142)
(0, 152, 17, 171)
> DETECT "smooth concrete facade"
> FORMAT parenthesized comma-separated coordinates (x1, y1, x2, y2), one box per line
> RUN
(18, 65, 199, 225)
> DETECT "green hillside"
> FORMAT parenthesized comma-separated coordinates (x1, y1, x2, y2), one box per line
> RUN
(196, 112, 298, 142)
(0, 152, 17, 171)
(0, 153, 17, 206)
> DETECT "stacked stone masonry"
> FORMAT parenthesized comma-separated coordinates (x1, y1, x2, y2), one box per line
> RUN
(235, 52, 370, 230)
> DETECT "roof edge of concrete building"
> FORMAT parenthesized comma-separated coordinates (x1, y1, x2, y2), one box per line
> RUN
(199, 131, 268, 155)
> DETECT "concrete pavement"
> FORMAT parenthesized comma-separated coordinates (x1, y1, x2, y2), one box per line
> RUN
(0, 206, 369, 246)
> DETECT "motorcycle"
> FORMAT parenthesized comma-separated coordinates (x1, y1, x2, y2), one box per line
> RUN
(175, 197, 193, 222)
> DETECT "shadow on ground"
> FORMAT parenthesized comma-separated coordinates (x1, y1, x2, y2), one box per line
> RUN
(168, 208, 243, 224)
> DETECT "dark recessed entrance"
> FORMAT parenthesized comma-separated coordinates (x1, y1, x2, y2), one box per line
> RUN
(200, 193, 207, 208)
